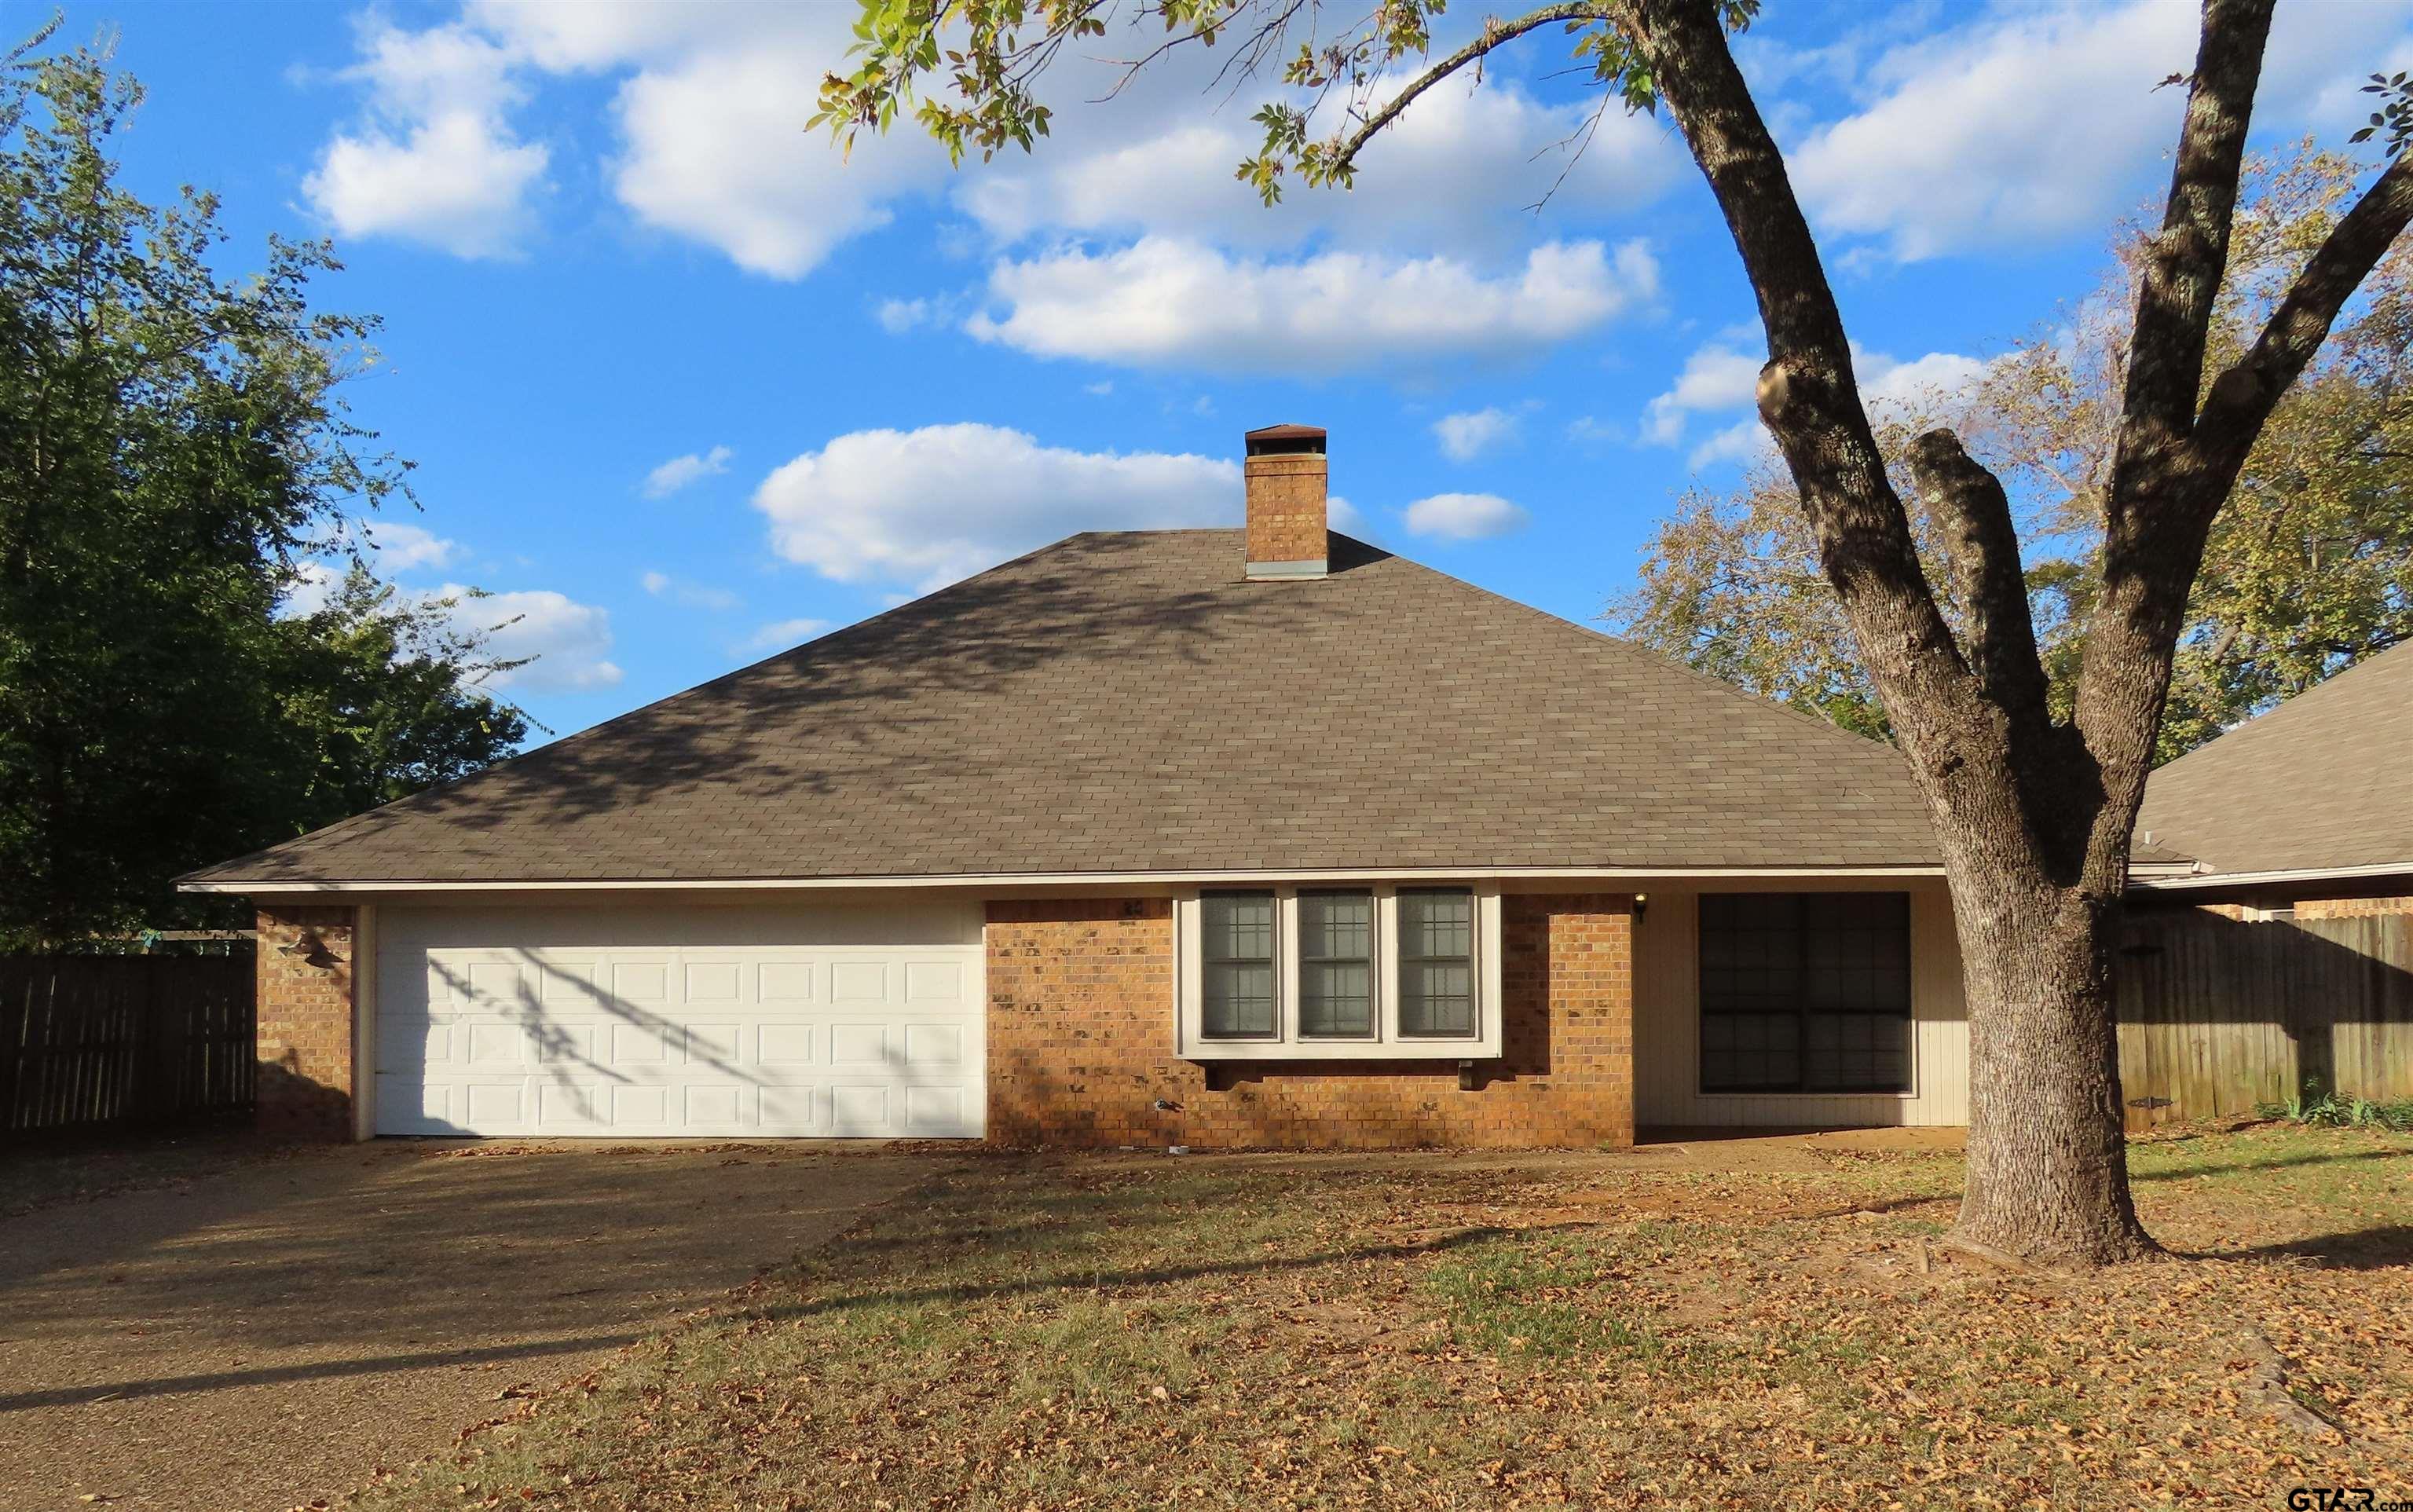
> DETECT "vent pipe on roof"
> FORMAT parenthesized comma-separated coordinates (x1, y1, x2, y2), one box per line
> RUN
(1243, 423, 1327, 580)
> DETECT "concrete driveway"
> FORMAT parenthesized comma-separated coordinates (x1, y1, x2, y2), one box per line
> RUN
(0, 1140, 944, 1511)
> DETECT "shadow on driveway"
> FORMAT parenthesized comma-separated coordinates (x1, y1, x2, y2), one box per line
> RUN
(0, 1140, 945, 1510)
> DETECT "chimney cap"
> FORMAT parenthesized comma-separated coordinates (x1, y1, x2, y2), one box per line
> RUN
(1244, 423, 1327, 456)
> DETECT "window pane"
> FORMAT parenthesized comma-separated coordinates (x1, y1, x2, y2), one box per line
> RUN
(1202, 891, 1274, 962)
(1400, 889, 1472, 957)
(1202, 892, 1276, 1038)
(1400, 961, 1473, 1036)
(1399, 889, 1475, 1038)
(1701, 1010, 1802, 1091)
(1697, 892, 1911, 1093)
(1804, 1011, 1912, 1093)
(1298, 891, 1373, 1037)
(1300, 961, 1371, 1036)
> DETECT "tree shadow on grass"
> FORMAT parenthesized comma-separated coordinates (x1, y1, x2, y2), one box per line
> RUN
(2128, 1146, 2410, 1182)
(2189, 1225, 2413, 1271)
(740, 1222, 1534, 1327)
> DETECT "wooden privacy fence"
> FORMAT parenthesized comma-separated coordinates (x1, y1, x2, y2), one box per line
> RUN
(1, 954, 254, 1134)
(2116, 908, 2413, 1123)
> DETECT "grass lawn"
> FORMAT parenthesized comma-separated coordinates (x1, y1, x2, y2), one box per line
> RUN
(354, 1126, 2413, 1510)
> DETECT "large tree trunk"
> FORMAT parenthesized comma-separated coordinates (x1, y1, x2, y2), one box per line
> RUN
(1946, 867, 2153, 1264)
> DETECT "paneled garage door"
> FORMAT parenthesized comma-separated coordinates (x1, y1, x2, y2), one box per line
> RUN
(373, 902, 985, 1138)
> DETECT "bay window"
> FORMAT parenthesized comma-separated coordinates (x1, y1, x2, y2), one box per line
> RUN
(1178, 883, 1503, 1059)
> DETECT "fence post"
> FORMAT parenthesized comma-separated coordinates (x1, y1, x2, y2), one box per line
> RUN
(0, 965, 24, 1133)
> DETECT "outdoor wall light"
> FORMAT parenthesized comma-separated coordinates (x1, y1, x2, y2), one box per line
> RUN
(277, 931, 334, 968)
(1633, 893, 1649, 924)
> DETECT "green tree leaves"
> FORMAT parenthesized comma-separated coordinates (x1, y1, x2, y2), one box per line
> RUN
(0, 41, 524, 946)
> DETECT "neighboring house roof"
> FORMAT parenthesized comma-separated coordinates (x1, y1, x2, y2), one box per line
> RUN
(2137, 638, 2413, 880)
(185, 530, 1945, 888)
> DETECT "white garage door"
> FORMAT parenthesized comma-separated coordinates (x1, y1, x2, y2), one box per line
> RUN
(373, 902, 985, 1138)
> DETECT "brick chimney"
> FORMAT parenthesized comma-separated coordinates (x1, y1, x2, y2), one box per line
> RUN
(1243, 423, 1328, 580)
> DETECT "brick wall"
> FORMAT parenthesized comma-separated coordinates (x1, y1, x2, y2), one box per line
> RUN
(984, 894, 1634, 1149)
(1243, 453, 1328, 572)
(255, 904, 359, 1138)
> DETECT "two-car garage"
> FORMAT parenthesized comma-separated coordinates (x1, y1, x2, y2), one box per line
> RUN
(369, 900, 987, 1139)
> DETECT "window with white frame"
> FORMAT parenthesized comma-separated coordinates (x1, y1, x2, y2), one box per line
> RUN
(1176, 884, 1503, 1060)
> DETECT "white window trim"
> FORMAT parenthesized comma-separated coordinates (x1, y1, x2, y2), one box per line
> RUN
(1174, 883, 1503, 1060)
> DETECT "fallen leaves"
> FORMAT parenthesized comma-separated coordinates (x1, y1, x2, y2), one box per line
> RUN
(349, 1126, 2413, 1512)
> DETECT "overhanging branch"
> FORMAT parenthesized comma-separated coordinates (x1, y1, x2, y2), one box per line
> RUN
(1326, 3, 1611, 179)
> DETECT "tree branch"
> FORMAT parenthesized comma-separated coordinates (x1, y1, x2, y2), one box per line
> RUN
(2072, 0, 2281, 889)
(1626, 0, 1970, 721)
(2115, 0, 2275, 452)
(2193, 150, 2413, 477)
(1327, 3, 1609, 178)
(1909, 430, 2052, 732)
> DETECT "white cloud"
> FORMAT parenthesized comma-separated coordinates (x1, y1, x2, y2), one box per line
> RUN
(1641, 344, 1763, 446)
(1687, 418, 1774, 471)
(875, 297, 945, 334)
(1565, 415, 1624, 448)
(968, 237, 1660, 375)
(308, 7, 1683, 295)
(1789, 0, 2413, 262)
(642, 445, 733, 499)
(438, 584, 621, 692)
(1403, 492, 1529, 542)
(303, 23, 548, 258)
(752, 423, 1239, 590)
(640, 569, 741, 612)
(957, 76, 1685, 259)
(280, 560, 344, 618)
(608, 31, 948, 280)
(741, 617, 835, 653)
(1863, 348, 1994, 415)
(1653, 338, 1997, 470)
(362, 520, 464, 572)
(1433, 408, 1518, 462)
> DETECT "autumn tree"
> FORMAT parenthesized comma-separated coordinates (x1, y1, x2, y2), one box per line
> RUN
(1619, 144, 2413, 761)
(820, 0, 2413, 1265)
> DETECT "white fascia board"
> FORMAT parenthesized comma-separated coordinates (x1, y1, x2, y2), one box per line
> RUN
(2127, 859, 2413, 891)
(180, 862, 1953, 898)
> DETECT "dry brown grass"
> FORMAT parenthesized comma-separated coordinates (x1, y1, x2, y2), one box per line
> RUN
(349, 1124, 2413, 1511)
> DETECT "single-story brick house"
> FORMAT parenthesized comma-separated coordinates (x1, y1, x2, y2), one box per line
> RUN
(184, 424, 2198, 1148)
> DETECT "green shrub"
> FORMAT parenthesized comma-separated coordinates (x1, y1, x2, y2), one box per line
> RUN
(2255, 1079, 2413, 1131)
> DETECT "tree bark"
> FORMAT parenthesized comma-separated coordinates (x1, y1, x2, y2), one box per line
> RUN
(1943, 856, 2151, 1263)
(1608, 0, 2413, 1264)
(1624, 0, 2166, 1266)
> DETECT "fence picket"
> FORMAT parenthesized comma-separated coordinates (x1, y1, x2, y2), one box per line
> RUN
(0, 954, 254, 1136)
(2117, 907, 2413, 1120)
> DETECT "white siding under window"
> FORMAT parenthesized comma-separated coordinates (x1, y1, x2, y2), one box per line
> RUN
(1633, 881, 1969, 1127)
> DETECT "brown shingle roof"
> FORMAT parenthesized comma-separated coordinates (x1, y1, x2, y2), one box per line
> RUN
(185, 531, 1942, 886)
(2137, 638, 2413, 877)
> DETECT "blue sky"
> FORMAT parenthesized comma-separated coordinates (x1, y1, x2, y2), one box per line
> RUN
(38, 0, 2413, 741)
